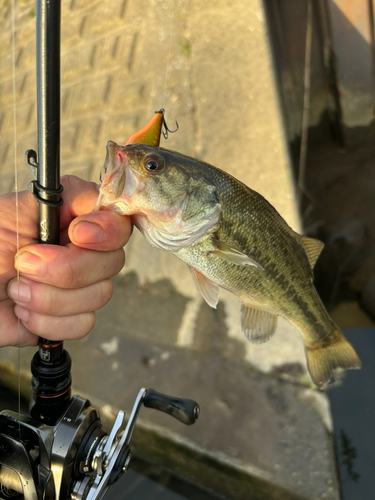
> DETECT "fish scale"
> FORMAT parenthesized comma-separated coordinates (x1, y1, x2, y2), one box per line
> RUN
(96, 142, 361, 388)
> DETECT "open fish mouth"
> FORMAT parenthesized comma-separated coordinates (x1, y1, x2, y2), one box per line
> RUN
(94, 141, 139, 213)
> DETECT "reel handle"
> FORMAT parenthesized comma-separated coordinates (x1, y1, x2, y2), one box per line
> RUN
(143, 389, 200, 425)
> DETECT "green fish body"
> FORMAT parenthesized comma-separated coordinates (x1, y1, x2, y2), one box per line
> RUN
(96, 142, 361, 388)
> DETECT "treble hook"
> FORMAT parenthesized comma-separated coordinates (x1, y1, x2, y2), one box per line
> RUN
(155, 108, 179, 140)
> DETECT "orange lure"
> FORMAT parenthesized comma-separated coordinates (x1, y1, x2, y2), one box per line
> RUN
(125, 108, 177, 147)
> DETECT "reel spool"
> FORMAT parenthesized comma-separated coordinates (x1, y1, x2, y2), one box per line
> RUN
(0, 389, 199, 500)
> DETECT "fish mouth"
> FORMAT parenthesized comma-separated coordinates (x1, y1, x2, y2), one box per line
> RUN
(94, 141, 139, 213)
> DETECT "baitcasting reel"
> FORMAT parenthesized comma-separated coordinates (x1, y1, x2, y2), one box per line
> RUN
(0, 388, 199, 500)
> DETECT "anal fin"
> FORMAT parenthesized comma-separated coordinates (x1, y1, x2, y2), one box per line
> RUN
(189, 266, 219, 309)
(241, 303, 277, 344)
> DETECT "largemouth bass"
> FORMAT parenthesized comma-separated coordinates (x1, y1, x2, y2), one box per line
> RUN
(95, 141, 361, 388)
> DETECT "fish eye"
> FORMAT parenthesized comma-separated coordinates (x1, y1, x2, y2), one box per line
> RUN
(144, 156, 164, 172)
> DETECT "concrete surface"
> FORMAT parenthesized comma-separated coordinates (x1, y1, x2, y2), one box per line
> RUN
(0, 313, 339, 500)
(0, 1, 341, 499)
(0, 272, 340, 500)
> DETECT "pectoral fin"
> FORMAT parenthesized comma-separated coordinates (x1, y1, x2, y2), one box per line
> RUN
(300, 236, 324, 268)
(189, 266, 219, 309)
(241, 303, 277, 344)
(212, 239, 263, 270)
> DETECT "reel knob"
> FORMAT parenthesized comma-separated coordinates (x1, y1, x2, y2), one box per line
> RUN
(143, 389, 200, 425)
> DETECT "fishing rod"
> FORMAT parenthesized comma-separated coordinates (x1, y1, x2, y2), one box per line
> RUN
(26, 0, 70, 427)
(0, 2, 199, 499)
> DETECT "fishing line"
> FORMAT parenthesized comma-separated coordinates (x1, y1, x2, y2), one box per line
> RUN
(11, 0, 21, 431)
(162, 0, 174, 107)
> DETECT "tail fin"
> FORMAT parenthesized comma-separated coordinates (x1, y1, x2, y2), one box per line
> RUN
(306, 329, 361, 388)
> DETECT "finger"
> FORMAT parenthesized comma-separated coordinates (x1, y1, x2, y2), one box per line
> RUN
(60, 175, 100, 227)
(0, 299, 39, 347)
(14, 243, 125, 289)
(69, 211, 132, 251)
(14, 305, 96, 341)
(7, 277, 113, 316)
(0, 190, 39, 244)
(0, 176, 103, 253)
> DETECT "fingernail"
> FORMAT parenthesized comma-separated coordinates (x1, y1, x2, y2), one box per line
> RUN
(14, 305, 29, 323)
(15, 252, 44, 276)
(72, 221, 106, 244)
(8, 280, 31, 303)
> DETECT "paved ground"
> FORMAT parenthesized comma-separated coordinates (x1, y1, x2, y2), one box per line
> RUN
(0, 1, 341, 499)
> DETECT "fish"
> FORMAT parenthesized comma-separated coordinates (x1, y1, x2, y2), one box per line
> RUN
(95, 141, 361, 388)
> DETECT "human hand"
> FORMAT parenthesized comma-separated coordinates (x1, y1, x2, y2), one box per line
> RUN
(1, 175, 131, 347)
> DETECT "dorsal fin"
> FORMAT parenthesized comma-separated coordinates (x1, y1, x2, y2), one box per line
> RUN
(300, 236, 324, 268)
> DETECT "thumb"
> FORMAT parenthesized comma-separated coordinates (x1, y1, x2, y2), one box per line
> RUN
(69, 210, 132, 251)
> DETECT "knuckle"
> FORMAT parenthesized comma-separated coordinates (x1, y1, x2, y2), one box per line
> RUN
(96, 279, 113, 308)
(23, 310, 43, 337)
(61, 175, 75, 196)
(42, 288, 56, 315)
(76, 312, 96, 339)
(112, 249, 125, 275)
(56, 259, 77, 288)
(60, 175, 70, 186)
